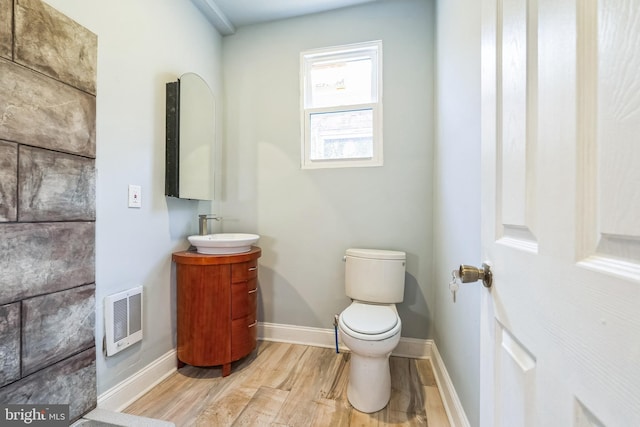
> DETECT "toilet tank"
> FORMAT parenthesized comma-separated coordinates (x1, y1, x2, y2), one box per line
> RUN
(345, 248, 406, 303)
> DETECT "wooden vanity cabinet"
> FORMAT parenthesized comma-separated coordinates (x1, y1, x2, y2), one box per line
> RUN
(172, 247, 261, 377)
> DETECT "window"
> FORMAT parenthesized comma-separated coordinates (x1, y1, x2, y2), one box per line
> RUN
(300, 41, 382, 169)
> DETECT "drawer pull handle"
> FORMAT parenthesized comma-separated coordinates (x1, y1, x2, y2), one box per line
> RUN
(249, 321, 257, 328)
(248, 267, 257, 271)
(248, 289, 257, 294)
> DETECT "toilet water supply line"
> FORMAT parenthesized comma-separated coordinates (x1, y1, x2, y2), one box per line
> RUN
(334, 314, 340, 353)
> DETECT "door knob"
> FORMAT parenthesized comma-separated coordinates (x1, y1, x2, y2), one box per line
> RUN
(458, 263, 492, 288)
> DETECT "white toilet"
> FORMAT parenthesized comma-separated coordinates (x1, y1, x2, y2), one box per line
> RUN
(338, 248, 406, 413)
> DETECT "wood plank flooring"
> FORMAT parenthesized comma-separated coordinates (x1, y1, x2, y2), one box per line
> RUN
(124, 341, 451, 427)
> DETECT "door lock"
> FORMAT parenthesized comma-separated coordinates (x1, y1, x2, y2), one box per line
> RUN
(459, 263, 492, 288)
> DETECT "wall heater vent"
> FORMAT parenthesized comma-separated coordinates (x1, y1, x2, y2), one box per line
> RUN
(105, 286, 143, 356)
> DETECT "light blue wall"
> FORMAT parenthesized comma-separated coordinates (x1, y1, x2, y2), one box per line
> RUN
(434, 0, 482, 425)
(221, 0, 436, 338)
(43, 0, 223, 396)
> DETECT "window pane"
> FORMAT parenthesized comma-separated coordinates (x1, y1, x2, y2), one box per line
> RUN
(309, 109, 373, 160)
(309, 58, 372, 108)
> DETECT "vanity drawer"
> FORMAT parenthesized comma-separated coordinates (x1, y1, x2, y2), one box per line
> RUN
(247, 300, 257, 325)
(247, 291, 257, 324)
(231, 281, 258, 320)
(231, 283, 247, 319)
(231, 317, 257, 360)
(247, 277, 257, 292)
(231, 260, 258, 283)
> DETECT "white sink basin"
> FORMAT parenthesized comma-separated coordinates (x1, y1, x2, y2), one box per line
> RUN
(188, 233, 259, 255)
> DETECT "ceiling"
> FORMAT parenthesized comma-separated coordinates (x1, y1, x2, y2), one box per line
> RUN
(190, 0, 379, 35)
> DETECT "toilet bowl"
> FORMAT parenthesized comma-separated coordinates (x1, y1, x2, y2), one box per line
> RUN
(339, 248, 406, 413)
(338, 301, 402, 413)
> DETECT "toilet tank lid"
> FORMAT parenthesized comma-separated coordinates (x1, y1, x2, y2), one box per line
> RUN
(346, 248, 406, 260)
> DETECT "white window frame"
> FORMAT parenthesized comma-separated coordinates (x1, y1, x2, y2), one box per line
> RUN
(300, 40, 383, 169)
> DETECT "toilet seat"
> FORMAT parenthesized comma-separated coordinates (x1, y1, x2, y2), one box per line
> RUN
(339, 302, 401, 341)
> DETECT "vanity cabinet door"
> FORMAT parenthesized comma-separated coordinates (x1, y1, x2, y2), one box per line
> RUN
(176, 263, 231, 367)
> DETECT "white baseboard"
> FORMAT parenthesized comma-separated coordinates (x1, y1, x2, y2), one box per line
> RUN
(393, 336, 432, 359)
(429, 343, 471, 427)
(97, 349, 177, 412)
(258, 322, 338, 350)
(97, 322, 469, 427)
(258, 321, 432, 359)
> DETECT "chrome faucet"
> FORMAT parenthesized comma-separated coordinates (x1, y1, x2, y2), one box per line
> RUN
(198, 214, 221, 235)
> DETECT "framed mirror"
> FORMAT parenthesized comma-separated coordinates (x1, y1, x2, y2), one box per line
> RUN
(165, 73, 215, 200)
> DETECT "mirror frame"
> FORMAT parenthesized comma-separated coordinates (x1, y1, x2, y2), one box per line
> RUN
(165, 79, 180, 197)
(165, 73, 215, 200)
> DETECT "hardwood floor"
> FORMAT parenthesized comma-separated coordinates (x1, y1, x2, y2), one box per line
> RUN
(124, 341, 451, 426)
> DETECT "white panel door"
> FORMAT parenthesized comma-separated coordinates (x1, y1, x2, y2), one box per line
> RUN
(480, 0, 640, 426)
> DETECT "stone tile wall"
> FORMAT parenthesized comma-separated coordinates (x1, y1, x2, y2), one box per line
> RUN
(0, 0, 11, 60)
(0, 0, 97, 421)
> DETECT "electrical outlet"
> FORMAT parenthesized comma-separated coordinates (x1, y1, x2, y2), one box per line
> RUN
(128, 185, 142, 208)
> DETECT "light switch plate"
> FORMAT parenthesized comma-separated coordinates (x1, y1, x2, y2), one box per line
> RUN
(128, 185, 142, 208)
